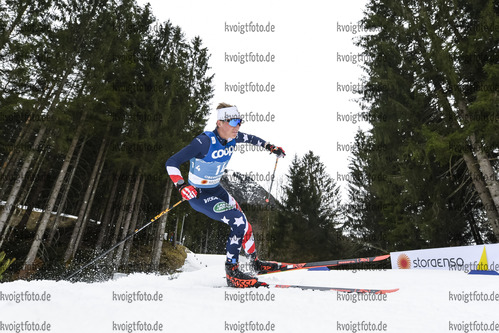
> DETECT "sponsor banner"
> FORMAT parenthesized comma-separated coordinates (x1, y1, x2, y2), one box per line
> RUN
(390, 244, 499, 272)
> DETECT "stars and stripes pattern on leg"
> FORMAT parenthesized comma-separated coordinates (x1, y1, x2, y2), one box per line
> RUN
(242, 220, 255, 255)
(185, 185, 257, 264)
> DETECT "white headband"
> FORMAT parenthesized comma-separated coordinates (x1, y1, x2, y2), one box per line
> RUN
(217, 106, 240, 120)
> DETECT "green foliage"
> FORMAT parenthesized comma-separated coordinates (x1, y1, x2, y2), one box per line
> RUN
(468, 64, 499, 150)
(347, 0, 498, 251)
(270, 151, 348, 262)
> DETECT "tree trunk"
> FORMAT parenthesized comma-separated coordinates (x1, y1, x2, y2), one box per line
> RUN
(0, 116, 33, 186)
(470, 135, 499, 212)
(151, 181, 173, 270)
(204, 228, 209, 253)
(113, 171, 142, 268)
(95, 169, 121, 252)
(0, 125, 47, 237)
(106, 168, 134, 264)
(21, 110, 88, 275)
(0, 147, 22, 200)
(179, 214, 186, 245)
(74, 142, 108, 254)
(468, 212, 483, 245)
(2, 142, 49, 246)
(12, 139, 51, 233)
(462, 152, 499, 236)
(47, 136, 87, 246)
(16, 172, 46, 230)
(122, 175, 145, 267)
(64, 132, 108, 263)
(173, 217, 179, 246)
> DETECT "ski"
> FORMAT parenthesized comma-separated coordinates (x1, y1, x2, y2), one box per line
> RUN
(269, 284, 399, 294)
(257, 254, 390, 275)
(218, 283, 399, 294)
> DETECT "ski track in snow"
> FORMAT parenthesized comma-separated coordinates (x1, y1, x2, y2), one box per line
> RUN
(1, 252, 498, 333)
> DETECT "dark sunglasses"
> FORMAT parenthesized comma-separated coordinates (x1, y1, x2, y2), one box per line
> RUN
(226, 118, 242, 127)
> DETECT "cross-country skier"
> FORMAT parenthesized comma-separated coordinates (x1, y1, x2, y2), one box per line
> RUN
(165, 103, 285, 288)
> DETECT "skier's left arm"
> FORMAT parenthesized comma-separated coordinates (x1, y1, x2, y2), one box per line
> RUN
(236, 131, 286, 158)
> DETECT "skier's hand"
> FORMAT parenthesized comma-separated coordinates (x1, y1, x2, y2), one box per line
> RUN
(265, 143, 286, 158)
(176, 180, 198, 200)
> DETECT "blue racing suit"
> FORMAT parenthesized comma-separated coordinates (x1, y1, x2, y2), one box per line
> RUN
(165, 129, 267, 263)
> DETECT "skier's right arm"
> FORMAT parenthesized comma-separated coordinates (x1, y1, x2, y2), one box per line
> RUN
(165, 134, 209, 199)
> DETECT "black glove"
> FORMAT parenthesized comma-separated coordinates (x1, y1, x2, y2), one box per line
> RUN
(265, 143, 286, 158)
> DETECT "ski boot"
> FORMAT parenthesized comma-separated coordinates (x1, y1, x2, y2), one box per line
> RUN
(249, 252, 280, 275)
(225, 261, 266, 288)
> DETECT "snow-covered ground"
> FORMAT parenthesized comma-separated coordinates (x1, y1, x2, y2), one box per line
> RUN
(1, 251, 498, 333)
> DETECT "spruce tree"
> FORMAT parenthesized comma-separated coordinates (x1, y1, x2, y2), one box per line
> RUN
(270, 151, 345, 262)
(349, 0, 499, 251)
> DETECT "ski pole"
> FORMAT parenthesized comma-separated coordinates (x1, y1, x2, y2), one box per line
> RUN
(265, 157, 279, 203)
(64, 199, 184, 281)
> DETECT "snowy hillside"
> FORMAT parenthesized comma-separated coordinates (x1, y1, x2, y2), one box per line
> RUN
(1, 252, 498, 333)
